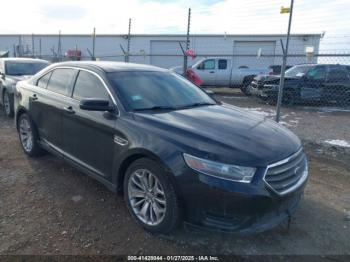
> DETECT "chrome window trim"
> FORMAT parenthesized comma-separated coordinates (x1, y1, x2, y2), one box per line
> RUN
(32, 65, 120, 116)
(263, 148, 308, 196)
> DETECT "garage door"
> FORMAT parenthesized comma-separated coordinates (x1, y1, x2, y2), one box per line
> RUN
(233, 41, 276, 69)
(150, 40, 185, 69)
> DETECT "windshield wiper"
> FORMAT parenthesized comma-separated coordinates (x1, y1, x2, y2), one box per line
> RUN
(133, 105, 178, 111)
(179, 102, 216, 109)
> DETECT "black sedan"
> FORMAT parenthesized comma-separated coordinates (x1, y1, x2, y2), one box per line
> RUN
(15, 61, 308, 234)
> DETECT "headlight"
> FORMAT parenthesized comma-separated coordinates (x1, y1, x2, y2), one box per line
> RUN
(183, 153, 256, 183)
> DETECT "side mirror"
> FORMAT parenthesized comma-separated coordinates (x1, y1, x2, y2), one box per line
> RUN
(0, 72, 5, 80)
(79, 98, 116, 112)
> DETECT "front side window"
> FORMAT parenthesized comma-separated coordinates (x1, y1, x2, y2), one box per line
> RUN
(47, 68, 76, 96)
(107, 71, 216, 111)
(198, 59, 215, 70)
(73, 71, 109, 100)
(306, 66, 327, 80)
(5, 61, 49, 76)
(285, 65, 313, 77)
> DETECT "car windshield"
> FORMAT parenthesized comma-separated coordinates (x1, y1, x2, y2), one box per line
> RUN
(5, 61, 49, 76)
(285, 65, 313, 78)
(107, 71, 216, 111)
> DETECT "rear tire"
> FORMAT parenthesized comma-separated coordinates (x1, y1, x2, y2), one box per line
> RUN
(3, 90, 14, 118)
(124, 158, 181, 234)
(18, 113, 45, 157)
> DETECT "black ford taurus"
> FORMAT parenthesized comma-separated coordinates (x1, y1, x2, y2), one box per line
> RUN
(15, 61, 308, 234)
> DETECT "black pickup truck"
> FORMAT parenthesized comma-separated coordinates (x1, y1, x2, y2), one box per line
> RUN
(250, 64, 350, 106)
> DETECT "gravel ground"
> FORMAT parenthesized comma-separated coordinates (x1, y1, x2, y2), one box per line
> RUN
(0, 105, 350, 255)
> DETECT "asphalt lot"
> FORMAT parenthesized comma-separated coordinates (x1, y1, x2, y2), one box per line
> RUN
(0, 96, 350, 255)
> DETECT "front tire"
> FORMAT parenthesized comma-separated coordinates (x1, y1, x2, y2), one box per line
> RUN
(124, 158, 181, 234)
(3, 90, 14, 117)
(18, 113, 45, 157)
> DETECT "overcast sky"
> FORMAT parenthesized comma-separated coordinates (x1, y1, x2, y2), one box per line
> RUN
(0, 0, 348, 36)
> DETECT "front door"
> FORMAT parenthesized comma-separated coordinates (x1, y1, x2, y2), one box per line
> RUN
(62, 70, 116, 178)
(194, 59, 216, 86)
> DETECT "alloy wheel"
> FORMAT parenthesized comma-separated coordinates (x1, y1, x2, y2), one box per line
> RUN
(128, 169, 166, 226)
(19, 117, 34, 152)
(3, 92, 11, 116)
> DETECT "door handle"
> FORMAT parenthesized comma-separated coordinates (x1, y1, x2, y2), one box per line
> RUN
(209, 71, 215, 73)
(63, 106, 75, 114)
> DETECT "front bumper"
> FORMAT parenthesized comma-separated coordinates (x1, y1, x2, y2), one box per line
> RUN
(176, 165, 307, 235)
(250, 85, 278, 99)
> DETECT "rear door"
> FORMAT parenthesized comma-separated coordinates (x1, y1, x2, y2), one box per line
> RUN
(322, 66, 350, 102)
(62, 69, 117, 178)
(30, 68, 77, 149)
(193, 59, 216, 86)
(215, 59, 231, 86)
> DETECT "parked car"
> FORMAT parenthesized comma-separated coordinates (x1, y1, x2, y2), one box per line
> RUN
(250, 64, 350, 106)
(249, 64, 315, 96)
(0, 58, 50, 117)
(184, 57, 270, 90)
(15, 61, 308, 234)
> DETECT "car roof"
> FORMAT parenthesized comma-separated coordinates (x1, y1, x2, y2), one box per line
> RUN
(0, 57, 50, 63)
(53, 61, 168, 73)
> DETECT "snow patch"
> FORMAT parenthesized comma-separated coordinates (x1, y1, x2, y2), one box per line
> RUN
(241, 107, 275, 118)
(324, 139, 350, 148)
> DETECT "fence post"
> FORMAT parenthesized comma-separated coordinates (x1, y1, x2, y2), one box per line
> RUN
(276, 0, 294, 123)
(39, 38, 42, 59)
(126, 18, 132, 62)
(92, 27, 96, 61)
(31, 33, 35, 58)
(183, 8, 191, 76)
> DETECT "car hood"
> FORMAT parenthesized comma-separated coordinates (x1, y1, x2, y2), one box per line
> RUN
(6, 75, 31, 83)
(133, 104, 301, 167)
(254, 74, 280, 82)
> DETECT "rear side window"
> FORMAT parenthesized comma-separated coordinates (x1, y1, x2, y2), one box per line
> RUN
(327, 67, 349, 82)
(218, 59, 227, 70)
(47, 69, 76, 96)
(73, 71, 109, 100)
(37, 72, 52, 89)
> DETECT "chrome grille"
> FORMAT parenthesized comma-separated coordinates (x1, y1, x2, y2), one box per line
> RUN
(264, 149, 308, 195)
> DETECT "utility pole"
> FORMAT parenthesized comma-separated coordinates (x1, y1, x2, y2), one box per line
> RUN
(92, 27, 96, 60)
(183, 8, 191, 76)
(276, 0, 294, 122)
(126, 18, 131, 62)
(31, 33, 35, 57)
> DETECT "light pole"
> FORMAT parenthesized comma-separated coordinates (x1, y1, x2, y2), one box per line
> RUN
(276, 0, 295, 122)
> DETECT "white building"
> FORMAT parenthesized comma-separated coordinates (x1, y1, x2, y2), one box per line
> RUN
(0, 33, 321, 69)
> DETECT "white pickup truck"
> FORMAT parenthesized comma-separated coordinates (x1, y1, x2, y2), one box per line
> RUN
(183, 57, 271, 90)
